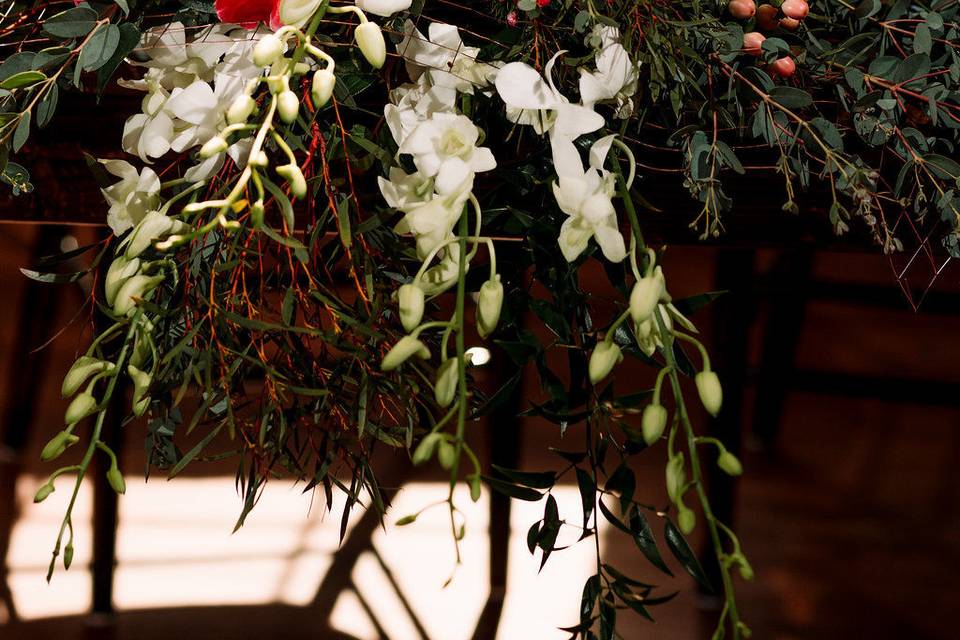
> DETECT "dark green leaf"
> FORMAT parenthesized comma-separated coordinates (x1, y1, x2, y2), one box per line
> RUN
(482, 475, 544, 501)
(664, 518, 713, 591)
(43, 7, 98, 39)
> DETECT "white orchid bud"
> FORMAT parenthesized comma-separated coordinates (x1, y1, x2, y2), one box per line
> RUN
(276, 164, 307, 198)
(128, 364, 152, 417)
(641, 403, 668, 445)
(695, 370, 723, 417)
(412, 432, 440, 465)
(65, 392, 99, 425)
(476, 276, 503, 338)
(434, 358, 459, 407)
(34, 482, 56, 503)
(666, 454, 685, 503)
(355, 22, 387, 69)
(588, 341, 622, 384)
(106, 464, 126, 494)
(41, 430, 80, 461)
(253, 33, 285, 67)
(717, 450, 743, 476)
(678, 506, 696, 535)
(62, 356, 114, 398)
(381, 335, 429, 371)
(250, 151, 269, 168)
(113, 274, 164, 316)
(227, 94, 257, 124)
(200, 136, 228, 158)
(397, 283, 425, 332)
(629, 266, 665, 323)
(311, 68, 335, 108)
(277, 90, 300, 124)
(250, 199, 265, 228)
(105, 256, 141, 306)
(125, 211, 174, 258)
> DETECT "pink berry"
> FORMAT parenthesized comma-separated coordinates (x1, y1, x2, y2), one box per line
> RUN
(743, 31, 766, 55)
(728, 0, 757, 19)
(781, 0, 809, 19)
(779, 16, 800, 30)
(506, 10, 517, 27)
(771, 56, 796, 77)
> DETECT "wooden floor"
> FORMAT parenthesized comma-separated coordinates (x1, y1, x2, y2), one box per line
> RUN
(0, 226, 958, 639)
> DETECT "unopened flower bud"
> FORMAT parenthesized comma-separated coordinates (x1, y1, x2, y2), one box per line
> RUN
(227, 94, 257, 124)
(355, 22, 387, 69)
(588, 341, 622, 384)
(62, 356, 113, 398)
(311, 68, 335, 108)
(199, 136, 228, 158)
(250, 199, 265, 228)
(277, 90, 300, 124)
(41, 430, 80, 461)
(412, 432, 439, 465)
(106, 465, 126, 495)
(34, 482, 55, 503)
(717, 450, 743, 476)
(381, 335, 429, 371)
(434, 358, 459, 407)
(641, 403, 668, 445)
(468, 473, 481, 502)
(695, 370, 723, 417)
(398, 283, 425, 332)
(65, 392, 99, 425)
(128, 365, 152, 417)
(63, 542, 74, 569)
(476, 276, 503, 338)
(276, 164, 307, 199)
(125, 211, 174, 258)
(105, 256, 141, 306)
(113, 274, 164, 316)
(253, 33, 284, 67)
(678, 506, 696, 535)
(395, 513, 418, 526)
(666, 455, 685, 502)
(735, 554, 754, 581)
(250, 151, 269, 168)
(437, 439, 455, 470)
(629, 266, 665, 323)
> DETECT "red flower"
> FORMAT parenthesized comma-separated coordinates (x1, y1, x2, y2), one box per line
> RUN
(215, 0, 281, 30)
(536, 0, 550, 6)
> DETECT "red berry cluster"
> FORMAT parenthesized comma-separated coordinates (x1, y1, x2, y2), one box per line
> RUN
(728, 0, 810, 78)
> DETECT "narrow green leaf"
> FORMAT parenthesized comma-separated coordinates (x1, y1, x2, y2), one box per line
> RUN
(664, 518, 713, 592)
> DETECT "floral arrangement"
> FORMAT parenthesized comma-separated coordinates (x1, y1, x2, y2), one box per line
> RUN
(3, 0, 959, 637)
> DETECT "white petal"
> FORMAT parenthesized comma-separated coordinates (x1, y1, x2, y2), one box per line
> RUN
(550, 136, 585, 179)
(593, 225, 627, 262)
(166, 82, 217, 125)
(552, 103, 604, 138)
(435, 157, 472, 195)
(495, 62, 553, 110)
(356, 0, 412, 16)
(589, 135, 616, 172)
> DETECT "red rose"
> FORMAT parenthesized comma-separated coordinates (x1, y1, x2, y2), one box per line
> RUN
(215, 0, 281, 30)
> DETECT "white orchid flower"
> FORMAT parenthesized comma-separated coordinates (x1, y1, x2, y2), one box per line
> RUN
(99, 160, 162, 235)
(136, 23, 242, 89)
(397, 184, 472, 259)
(579, 27, 639, 118)
(377, 168, 435, 210)
(495, 51, 604, 139)
(121, 80, 175, 161)
(551, 134, 626, 263)
(398, 112, 496, 195)
(384, 76, 458, 148)
(357, 0, 412, 17)
(398, 20, 496, 94)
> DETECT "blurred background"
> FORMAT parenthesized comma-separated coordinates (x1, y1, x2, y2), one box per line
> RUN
(1, 223, 959, 640)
